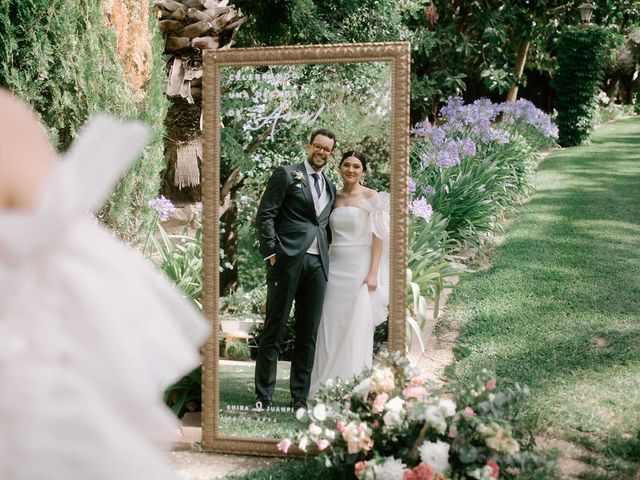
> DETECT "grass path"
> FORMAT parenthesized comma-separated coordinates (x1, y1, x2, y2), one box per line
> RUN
(442, 117, 640, 478)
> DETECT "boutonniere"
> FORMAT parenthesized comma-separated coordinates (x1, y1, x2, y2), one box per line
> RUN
(292, 170, 306, 186)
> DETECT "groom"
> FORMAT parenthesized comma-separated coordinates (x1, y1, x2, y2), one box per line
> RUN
(254, 128, 337, 410)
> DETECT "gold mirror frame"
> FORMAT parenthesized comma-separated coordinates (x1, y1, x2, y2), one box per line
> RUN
(201, 42, 410, 456)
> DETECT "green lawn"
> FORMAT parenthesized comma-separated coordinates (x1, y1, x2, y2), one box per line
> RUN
(219, 361, 303, 438)
(443, 117, 640, 477)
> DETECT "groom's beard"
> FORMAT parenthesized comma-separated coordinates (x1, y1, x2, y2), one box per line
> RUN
(307, 153, 328, 171)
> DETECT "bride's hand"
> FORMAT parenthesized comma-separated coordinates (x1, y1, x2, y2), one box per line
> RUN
(364, 272, 378, 291)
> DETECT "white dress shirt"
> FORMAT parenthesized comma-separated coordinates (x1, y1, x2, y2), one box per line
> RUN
(304, 160, 329, 255)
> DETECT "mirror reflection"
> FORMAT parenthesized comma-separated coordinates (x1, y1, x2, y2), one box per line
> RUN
(216, 62, 392, 438)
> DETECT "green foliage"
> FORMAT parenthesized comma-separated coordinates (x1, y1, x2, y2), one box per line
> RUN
(164, 366, 202, 417)
(149, 222, 203, 309)
(102, 22, 169, 242)
(407, 212, 465, 334)
(426, 157, 501, 254)
(225, 341, 252, 361)
(0, 0, 168, 240)
(552, 26, 609, 147)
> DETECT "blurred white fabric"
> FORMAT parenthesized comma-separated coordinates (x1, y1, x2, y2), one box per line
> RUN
(0, 115, 210, 480)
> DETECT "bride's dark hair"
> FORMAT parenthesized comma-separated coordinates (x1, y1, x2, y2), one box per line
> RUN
(339, 150, 367, 172)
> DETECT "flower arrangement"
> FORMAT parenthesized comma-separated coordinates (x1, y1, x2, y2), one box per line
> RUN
(292, 170, 307, 185)
(278, 351, 550, 479)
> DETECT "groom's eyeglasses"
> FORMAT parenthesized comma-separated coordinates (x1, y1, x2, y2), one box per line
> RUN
(311, 143, 333, 155)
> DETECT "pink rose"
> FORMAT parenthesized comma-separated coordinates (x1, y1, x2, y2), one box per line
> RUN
(486, 379, 497, 390)
(354, 461, 368, 480)
(406, 463, 434, 480)
(410, 375, 426, 386)
(486, 458, 500, 478)
(402, 385, 427, 398)
(447, 425, 457, 438)
(372, 392, 389, 413)
(316, 439, 330, 451)
(336, 421, 346, 433)
(276, 438, 292, 453)
(464, 406, 475, 417)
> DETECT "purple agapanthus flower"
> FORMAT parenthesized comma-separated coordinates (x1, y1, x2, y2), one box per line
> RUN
(437, 140, 461, 168)
(420, 151, 436, 166)
(424, 185, 436, 197)
(409, 197, 433, 222)
(148, 195, 176, 221)
(458, 137, 477, 157)
(411, 120, 431, 137)
(498, 99, 559, 139)
(408, 177, 417, 193)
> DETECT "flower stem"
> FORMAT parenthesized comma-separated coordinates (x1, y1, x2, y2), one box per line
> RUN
(408, 422, 429, 461)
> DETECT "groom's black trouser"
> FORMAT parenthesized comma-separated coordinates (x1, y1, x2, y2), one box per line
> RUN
(254, 253, 327, 401)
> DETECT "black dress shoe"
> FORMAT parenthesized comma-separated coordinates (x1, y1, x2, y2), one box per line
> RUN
(256, 396, 272, 409)
(291, 398, 307, 411)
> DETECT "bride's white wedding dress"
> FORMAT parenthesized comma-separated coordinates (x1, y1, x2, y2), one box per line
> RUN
(0, 116, 209, 480)
(309, 192, 390, 397)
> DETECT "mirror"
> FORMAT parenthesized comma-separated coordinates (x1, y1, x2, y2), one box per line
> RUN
(201, 42, 410, 455)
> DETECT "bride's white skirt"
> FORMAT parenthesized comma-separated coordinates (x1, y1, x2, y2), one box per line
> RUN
(309, 244, 377, 396)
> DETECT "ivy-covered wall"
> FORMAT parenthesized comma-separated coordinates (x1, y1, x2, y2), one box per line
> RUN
(552, 26, 609, 147)
(0, 0, 167, 241)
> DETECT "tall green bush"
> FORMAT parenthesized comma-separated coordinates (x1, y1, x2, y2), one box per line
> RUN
(552, 26, 608, 147)
(0, 0, 168, 241)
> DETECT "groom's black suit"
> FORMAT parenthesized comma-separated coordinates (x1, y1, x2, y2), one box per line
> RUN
(254, 162, 336, 403)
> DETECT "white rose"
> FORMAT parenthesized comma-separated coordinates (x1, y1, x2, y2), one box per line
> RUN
(383, 410, 404, 428)
(438, 398, 456, 417)
(384, 396, 405, 413)
(424, 404, 446, 434)
(353, 377, 371, 399)
(308, 423, 322, 435)
(312, 403, 327, 422)
(419, 439, 450, 474)
(372, 457, 406, 480)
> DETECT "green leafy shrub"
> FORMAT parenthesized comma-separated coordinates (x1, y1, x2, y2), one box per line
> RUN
(149, 224, 203, 309)
(0, 0, 168, 241)
(164, 366, 201, 417)
(552, 26, 609, 147)
(225, 341, 251, 361)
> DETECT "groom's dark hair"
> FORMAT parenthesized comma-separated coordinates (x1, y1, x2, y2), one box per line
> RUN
(309, 128, 337, 149)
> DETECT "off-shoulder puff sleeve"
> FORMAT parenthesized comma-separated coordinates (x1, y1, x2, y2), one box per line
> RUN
(362, 191, 390, 326)
(363, 191, 390, 242)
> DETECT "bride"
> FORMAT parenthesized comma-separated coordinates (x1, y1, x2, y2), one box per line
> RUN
(309, 150, 389, 397)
